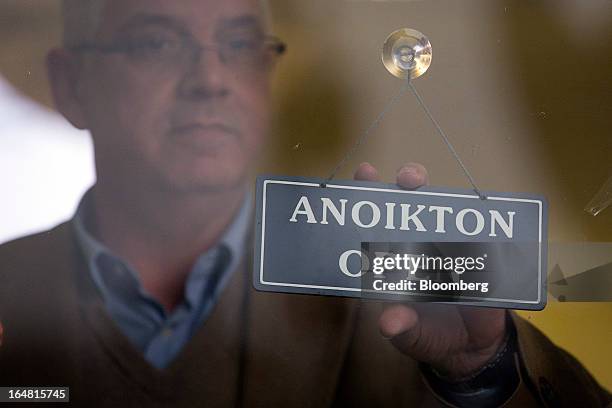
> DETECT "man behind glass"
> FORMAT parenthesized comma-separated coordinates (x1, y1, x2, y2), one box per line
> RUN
(0, 0, 609, 406)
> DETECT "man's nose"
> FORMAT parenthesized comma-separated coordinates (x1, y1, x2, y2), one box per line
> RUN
(177, 49, 230, 100)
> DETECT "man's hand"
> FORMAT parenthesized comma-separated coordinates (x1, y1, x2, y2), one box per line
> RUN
(354, 162, 507, 380)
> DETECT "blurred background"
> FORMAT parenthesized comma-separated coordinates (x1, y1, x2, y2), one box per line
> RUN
(0, 0, 610, 389)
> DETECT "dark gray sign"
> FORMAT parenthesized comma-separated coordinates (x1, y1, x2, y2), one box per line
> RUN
(253, 175, 548, 310)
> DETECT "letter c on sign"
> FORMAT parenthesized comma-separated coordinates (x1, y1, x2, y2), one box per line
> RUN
(339, 250, 368, 277)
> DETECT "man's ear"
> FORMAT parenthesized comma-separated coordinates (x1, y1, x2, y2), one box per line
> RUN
(46, 48, 89, 130)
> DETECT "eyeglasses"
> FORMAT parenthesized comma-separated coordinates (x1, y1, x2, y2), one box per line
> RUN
(70, 32, 286, 73)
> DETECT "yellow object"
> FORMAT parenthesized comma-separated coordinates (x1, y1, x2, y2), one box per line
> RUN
(518, 303, 612, 391)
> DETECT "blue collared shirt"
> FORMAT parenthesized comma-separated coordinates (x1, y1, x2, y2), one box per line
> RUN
(72, 191, 251, 369)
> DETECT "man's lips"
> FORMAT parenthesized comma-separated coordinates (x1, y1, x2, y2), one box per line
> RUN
(168, 123, 240, 152)
(170, 123, 239, 137)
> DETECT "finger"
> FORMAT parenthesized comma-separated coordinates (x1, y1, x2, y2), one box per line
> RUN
(354, 162, 380, 182)
(396, 163, 429, 189)
(379, 303, 460, 365)
(378, 303, 419, 339)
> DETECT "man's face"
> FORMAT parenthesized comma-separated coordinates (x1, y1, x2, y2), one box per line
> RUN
(75, 0, 273, 193)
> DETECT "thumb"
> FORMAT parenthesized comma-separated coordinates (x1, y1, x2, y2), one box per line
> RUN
(379, 304, 440, 365)
(379, 304, 420, 342)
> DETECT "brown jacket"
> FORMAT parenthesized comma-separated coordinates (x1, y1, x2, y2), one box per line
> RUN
(0, 222, 609, 407)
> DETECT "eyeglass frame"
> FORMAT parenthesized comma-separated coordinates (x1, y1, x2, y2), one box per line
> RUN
(67, 33, 287, 71)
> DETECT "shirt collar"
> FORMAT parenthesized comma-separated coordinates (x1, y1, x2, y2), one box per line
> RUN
(72, 188, 252, 297)
(72, 190, 109, 271)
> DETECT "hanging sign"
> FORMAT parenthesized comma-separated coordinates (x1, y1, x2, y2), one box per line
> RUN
(253, 175, 548, 310)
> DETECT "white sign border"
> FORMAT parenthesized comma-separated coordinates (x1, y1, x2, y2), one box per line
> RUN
(258, 179, 544, 305)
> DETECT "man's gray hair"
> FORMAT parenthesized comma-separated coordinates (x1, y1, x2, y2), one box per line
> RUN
(62, 0, 271, 48)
